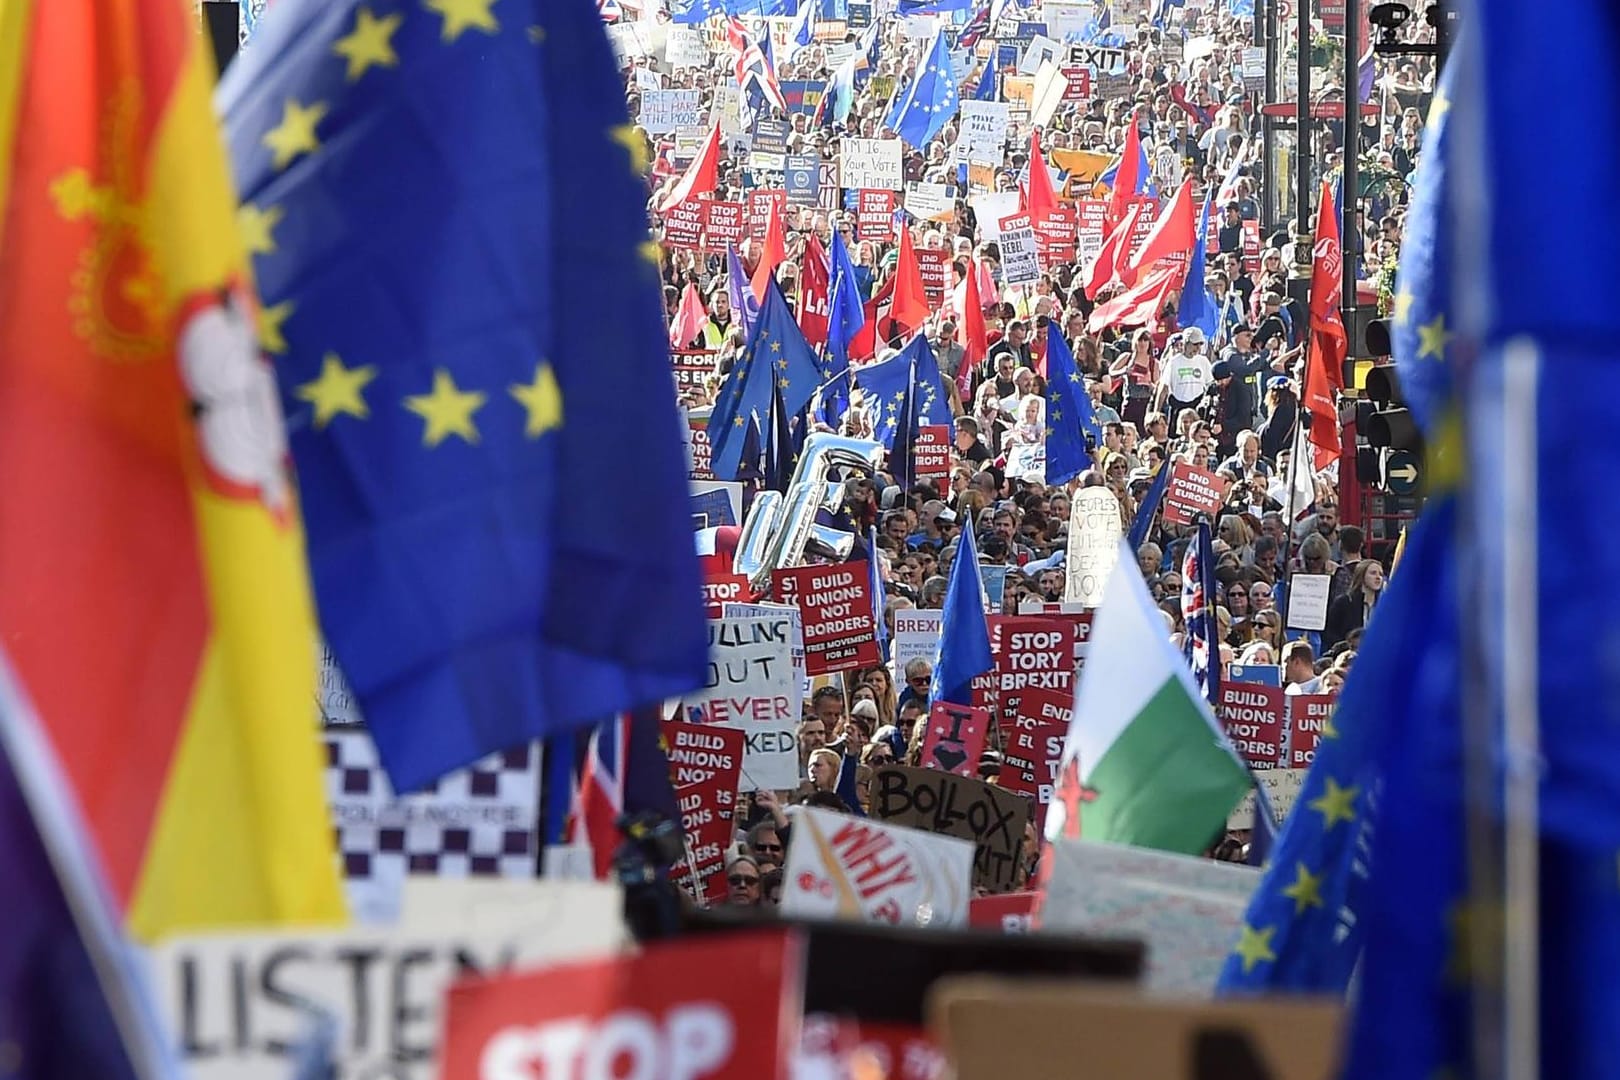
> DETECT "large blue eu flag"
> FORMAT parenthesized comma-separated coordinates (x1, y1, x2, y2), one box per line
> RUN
(220, 0, 708, 791)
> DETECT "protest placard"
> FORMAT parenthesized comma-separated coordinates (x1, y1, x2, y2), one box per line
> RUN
(639, 88, 702, 134)
(665, 721, 745, 904)
(781, 79, 827, 116)
(917, 248, 951, 306)
(1217, 681, 1286, 768)
(957, 101, 1010, 165)
(1243, 218, 1263, 272)
(967, 891, 1039, 933)
(872, 765, 1032, 894)
(442, 931, 798, 1080)
(856, 189, 897, 242)
(781, 807, 974, 928)
(1242, 46, 1266, 91)
(990, 618, 1075, 727)
(1018, 34, 1062, 74)
(669, 348, 713, 400)
(785, 153, 821, 206)
(1029, 60, 1068, 128)
(1064, 488, 1123, 607)
(979, 564, 1010, 617)
(723, 599, 808, 703)
(1040, 840, 1259, 994)
(893, 607, 943, 679)
(1227, 662, 1281, 687)
(1067, 43, 1128, 75)
(817, 160, 841, 211)
(686, 414, 714, 480)
(1227, 767, 1310, 829)
(918, 701, 991, 777)
(998, 686, 1069, 833)
(1062, 66, 1093, 101)
(905, 181, 953, 222)
(1075, 197, 1108, 263)
(1035, 205, 1078, 266)
(156, 881, 625, 1080)
(690, 482, 740, 529)
(841, 137, 903, 191)
(998, 212, 1041, 285)
(747, 189, 787, 238)
(662, 198, 705, 250)
(1162, 461, 1226, 525)
(753, 115, 791, 156)
(702, 200, 747, 251)
(699, 557, 749, 618)
(773, 562, 881, 675)
(1286, 572, 1331, 631)
(1286, 693, 1337, 769)
(1017, 601, 1096, 673)
(681, 615, 799, 790)
(970, 192, 1020, 244)
(914, 424, 951, 481)
(664, 25, 708, 67)
(1042, 0, 1091, 41)
(1003, 74, 1035, 122)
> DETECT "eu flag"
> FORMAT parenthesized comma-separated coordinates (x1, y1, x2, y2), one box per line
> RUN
(1126, 462, 1168, 551)
(1179, 520, 1220, 707)
(887, 27, 960, 149)
(221, 0, 708, 790)
(827, 230, 866, 374)
(929, 525, 991, 706)
(1177, 192, 1218, 341)
(708, 279, 822, 480)
(1042, 330, 1102, 485)
(672, 0, 725, 22)
(889, 357, 919, 490)
(852, 336, 949, 449)
(973, 51, 999, 101)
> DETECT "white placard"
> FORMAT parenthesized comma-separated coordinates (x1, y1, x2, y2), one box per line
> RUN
(1064, 492, 1123, 607)
(823, 41, 858, 69)
(1066, 43, 1129, 75)
(1285, 572, 1331, 631)
(998, 212, 1041, 285)
(780, 807, 974, 928)
(634, 66, 662, 93)
(957, 100, 1010, 165)
(969, 191, 1021, 244)
(683, 615, 799, 790)
(714, 84, 746, 135)
(893, 607, 944, 682)
(640, 88, 704, 134)
(1018, 34, 1062, 75)
(607, 23, 643, 62)
(154, 880, 625, 1080)
(1030, 59, 1068, 128)
(665, 25, 709, 67)
(724, 599, 808, 712)
(840, 137, 904, 191)
(905, 181, 954, 222)
(1226, 767, 1310, 829)
(1043, 0, 1094, 42)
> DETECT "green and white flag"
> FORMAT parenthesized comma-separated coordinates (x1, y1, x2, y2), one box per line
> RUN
(1054, 542, 1250, 854)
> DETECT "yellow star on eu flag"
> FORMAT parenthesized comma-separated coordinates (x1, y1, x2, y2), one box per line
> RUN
(406, 369, 487, 447)
(426, 0, 499, 41)
(639, 240, 663, 268)
(1308, 776, 1359, 830)
(1417, 313, 1452, 361)
(1068, 370, 1083, 383)
(297, 353, 378, 429)
(237, 203, 283, 257)
(1392, 288, 1415, 326)
(1427, 89, 1450, 128)
(262, 99, 328, 170)
(333, 6, 403, 81)
(510, 361, 564, 438)
(1281, 862, 1325, 915)
(1233, 923, 1277, 974)
(258, 300, 294, 354)
(610, 124, 650, 176)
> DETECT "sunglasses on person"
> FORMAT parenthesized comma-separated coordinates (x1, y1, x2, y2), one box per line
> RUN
(869, 751, 894, 764)
(729, 874, 760, 887)
(909, 675, 931, 686)
(752, 841, 783, 854)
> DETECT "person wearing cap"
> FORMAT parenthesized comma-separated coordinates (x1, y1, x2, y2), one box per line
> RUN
(1154, 326, 1214, 421)
(1210, 324, 1272, 450)
(1256, 375, 1298, 461)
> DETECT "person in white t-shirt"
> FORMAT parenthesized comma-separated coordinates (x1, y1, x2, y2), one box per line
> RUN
(1154, 327, 1214, 419)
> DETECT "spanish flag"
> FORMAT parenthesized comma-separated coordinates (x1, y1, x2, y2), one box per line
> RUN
(0, 0, 345, 938)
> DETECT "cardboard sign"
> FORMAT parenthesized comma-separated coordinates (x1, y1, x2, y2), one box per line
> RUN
(841, 137, 903, 190)
(997, 212, 1041, 286)
(665, 25, 708, 67)
(1217, 682, 1286, 768)
(872, 766, 1032, 894)
(724, 599, 808, 702)
(1162, 462, 1226, 526)
(682, 615, 799, 790)
(916, 248, 951, 306)
(918, 701, 991, 777)
(748, 189, 788, 239)
(1285, 572, 1331, 631)
(773, 562, 882, 675)
(1227, 767, 1309, 830)
(158, 882, 626, 1080)
(1286, 693, 1337, 769)
(914, 424, 951, 481)
(1063, 489, 1122, 607)
(665, 722, 745, 904)
(957, 101, 1010, 165)
(441, 931, 800, 1080)
(640, 88, 703, 134)
(780, 807, 974, 928)
(856, 189, 898, 242)
(968, 891, 1039, 933)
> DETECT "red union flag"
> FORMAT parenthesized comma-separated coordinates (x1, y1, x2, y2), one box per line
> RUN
(442, 930, 801, 1079)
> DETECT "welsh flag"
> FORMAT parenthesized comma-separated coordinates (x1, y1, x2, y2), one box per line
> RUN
(1055, 545, 1249, 854)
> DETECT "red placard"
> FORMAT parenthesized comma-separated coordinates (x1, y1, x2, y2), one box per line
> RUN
(1218, 682, 1287, 768)
(917, 701, 990, 777)
(1034, 205, 1077, 266)
(1162, 461, 1226, 525)
(1060, 66, 1092, 100)
(688, 417, 715, 480)
(664, 721, 746, 904)
(998, 686, 1069, 832)
(916, 248, 951, 306)
(1016, 602, 1096, 672)
(855, 189, 896, 242)
(772, 562, 881, 675)
(1127, 198, 1159, 249)
(968, 890, 1039, 932)
(914, 424, 951, 481)
(801, 1017, 948, 1080)
(1242, 218, 1262, 273)
(1286, 693, 1337, 769)
(1204, 208, 1221, 254)
(748, 189, 788, 239)
(989, 617, 1076, 727)
(701, 562, 751, 616)
(704, 200, 747, 251)
(672, 348, 715, 398)
(441, 931, 801, 1080)
(665, 197, 706, 249)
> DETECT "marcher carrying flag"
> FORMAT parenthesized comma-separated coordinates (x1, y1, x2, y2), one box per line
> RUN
(929, 525, 991, 706)
(1180, 519, 1221, 706)
(709, 280, 823, 479)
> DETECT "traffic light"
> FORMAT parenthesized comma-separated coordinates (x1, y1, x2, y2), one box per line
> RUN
(1356, 363, 1424, 495)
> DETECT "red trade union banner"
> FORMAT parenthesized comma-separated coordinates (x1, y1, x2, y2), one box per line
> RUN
(1218, 681, 1287, 768)
(998, 686, 1069, 831)
(968, 890, 1039, 932)
(748, 189, 788, 239)
(704, 199, 747, 251)
(1061, 66, 1092, 100)
(700, 555, 750, 616)
(1163, 461, 1226, 525)
(442, 930, 801, 1080)
(772, 562, 881, 674)
(1035, 205, 1078, 266)
(916, 248, 951, 306)
(918, 701, 990, 777)
(914, 424, 951, 481)
(665, 198, 706, 249)
(664, 720, 745, 790)
(1127, 198, 1159, 249)
(855, 189, 896, 242)
(1287, 693, 1337, 769)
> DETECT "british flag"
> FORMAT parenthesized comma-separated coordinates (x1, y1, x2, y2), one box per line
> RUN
(568, 708, 681, 880)
(957, 2, 993, 50)
(1180, 519, 1221, 706)
(727, 17, 788, 116)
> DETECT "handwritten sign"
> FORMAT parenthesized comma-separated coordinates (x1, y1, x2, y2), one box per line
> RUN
(780, 807, 974, 927)
(1064, 489, 1122, 607)
(639, 88, 703, 134)
(773, 562, 882, 675)
(841, 138, 904, 191)
(681, 616, 799, 790)
(1163, 462, 1226, 526)
(918, 702, 991, 777)
(872, 766, 1032, 894)
(957, 101, 1010, 165)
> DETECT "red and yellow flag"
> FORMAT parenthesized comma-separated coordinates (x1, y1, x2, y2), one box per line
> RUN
(0, 0, 344, 938)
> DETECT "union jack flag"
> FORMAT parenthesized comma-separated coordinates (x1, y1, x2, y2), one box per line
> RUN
(727, 17, 788, 115)
(957, 2, 992, 49)
(1180, 519, 1221, 706)
(569, 715, 628, 879)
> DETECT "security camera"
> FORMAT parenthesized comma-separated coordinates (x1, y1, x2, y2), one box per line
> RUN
(1368, 2, 1412, 31)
